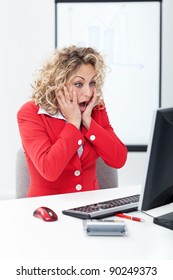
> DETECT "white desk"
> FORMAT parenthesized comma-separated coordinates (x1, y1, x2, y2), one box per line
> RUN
(0, 185, 173, 260)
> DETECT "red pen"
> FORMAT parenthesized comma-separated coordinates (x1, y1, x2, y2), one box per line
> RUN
(115, 213, 143, 222)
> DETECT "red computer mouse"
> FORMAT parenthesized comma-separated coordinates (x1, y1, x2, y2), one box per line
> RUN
(33, 206, 58, 222)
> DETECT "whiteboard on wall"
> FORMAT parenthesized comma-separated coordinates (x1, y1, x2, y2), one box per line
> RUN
(55, 1, 161, 146)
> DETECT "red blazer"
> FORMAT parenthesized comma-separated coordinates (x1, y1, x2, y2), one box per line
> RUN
(17, 101, 127, 197)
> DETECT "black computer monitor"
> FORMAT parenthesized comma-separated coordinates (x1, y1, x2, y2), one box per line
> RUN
(138, 107, 173, 230)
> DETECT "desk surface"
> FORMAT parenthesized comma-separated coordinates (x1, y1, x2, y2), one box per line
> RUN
(0, 186, 173, 260)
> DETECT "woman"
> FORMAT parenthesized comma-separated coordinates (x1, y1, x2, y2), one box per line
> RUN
(17, 45, 127, 197)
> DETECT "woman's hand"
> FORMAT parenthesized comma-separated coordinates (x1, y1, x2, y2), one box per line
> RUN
(82, 89, 97, 130)
(56, 86, 81, 129)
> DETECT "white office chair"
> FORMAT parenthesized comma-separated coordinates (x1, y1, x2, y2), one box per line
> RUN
(15, 148, 118, 198)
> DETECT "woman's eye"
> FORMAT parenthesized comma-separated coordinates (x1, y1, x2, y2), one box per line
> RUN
(74, 82, 83, 88)
(89, 81, 96, 87)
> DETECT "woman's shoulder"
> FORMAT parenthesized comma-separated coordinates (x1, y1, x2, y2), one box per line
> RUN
(17, 100, 39, 119)
(18, 100, 38, 113)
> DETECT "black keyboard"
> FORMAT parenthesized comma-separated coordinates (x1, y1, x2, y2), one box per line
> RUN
(62, 194, 140, 219)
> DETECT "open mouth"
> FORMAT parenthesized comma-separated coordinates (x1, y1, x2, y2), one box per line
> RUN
(79, 101, 88, 112)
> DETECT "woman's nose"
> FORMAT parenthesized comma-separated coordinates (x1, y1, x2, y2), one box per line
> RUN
(83, 85, 93, 98)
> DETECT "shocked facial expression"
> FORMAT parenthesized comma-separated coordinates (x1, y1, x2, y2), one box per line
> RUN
(70, 63, 96, 112)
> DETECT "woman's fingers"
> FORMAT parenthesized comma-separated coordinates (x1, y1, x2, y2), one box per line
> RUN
(91, 89, 98, 106)
(63, 86, 73, 102)
(71, 90, 77, 103)
(87, 89, 97, 109)
(56, 89, 65, 104)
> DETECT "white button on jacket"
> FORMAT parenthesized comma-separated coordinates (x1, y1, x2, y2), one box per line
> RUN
(74, 170, 81, 176)
(75, 184, 82, 191)
(78, 139, 83, 145)
(90, 135, 96, 141)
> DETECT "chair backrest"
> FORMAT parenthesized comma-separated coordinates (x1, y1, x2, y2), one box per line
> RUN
(96, 157, 118, 189)
(15, 148, 118, 198)
(15, 148, 30, 198)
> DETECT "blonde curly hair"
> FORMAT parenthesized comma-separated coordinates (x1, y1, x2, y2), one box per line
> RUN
(32, 45, 107, 115)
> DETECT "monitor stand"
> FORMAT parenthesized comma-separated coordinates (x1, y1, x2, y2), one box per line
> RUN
(153, 212, 173, 230)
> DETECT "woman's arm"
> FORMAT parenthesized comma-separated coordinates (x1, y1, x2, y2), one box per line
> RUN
(17, 102, 84, 181)
(85, 107, 128, 168)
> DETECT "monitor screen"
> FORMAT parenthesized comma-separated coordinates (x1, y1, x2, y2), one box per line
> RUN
(138, 107, 173, 229)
